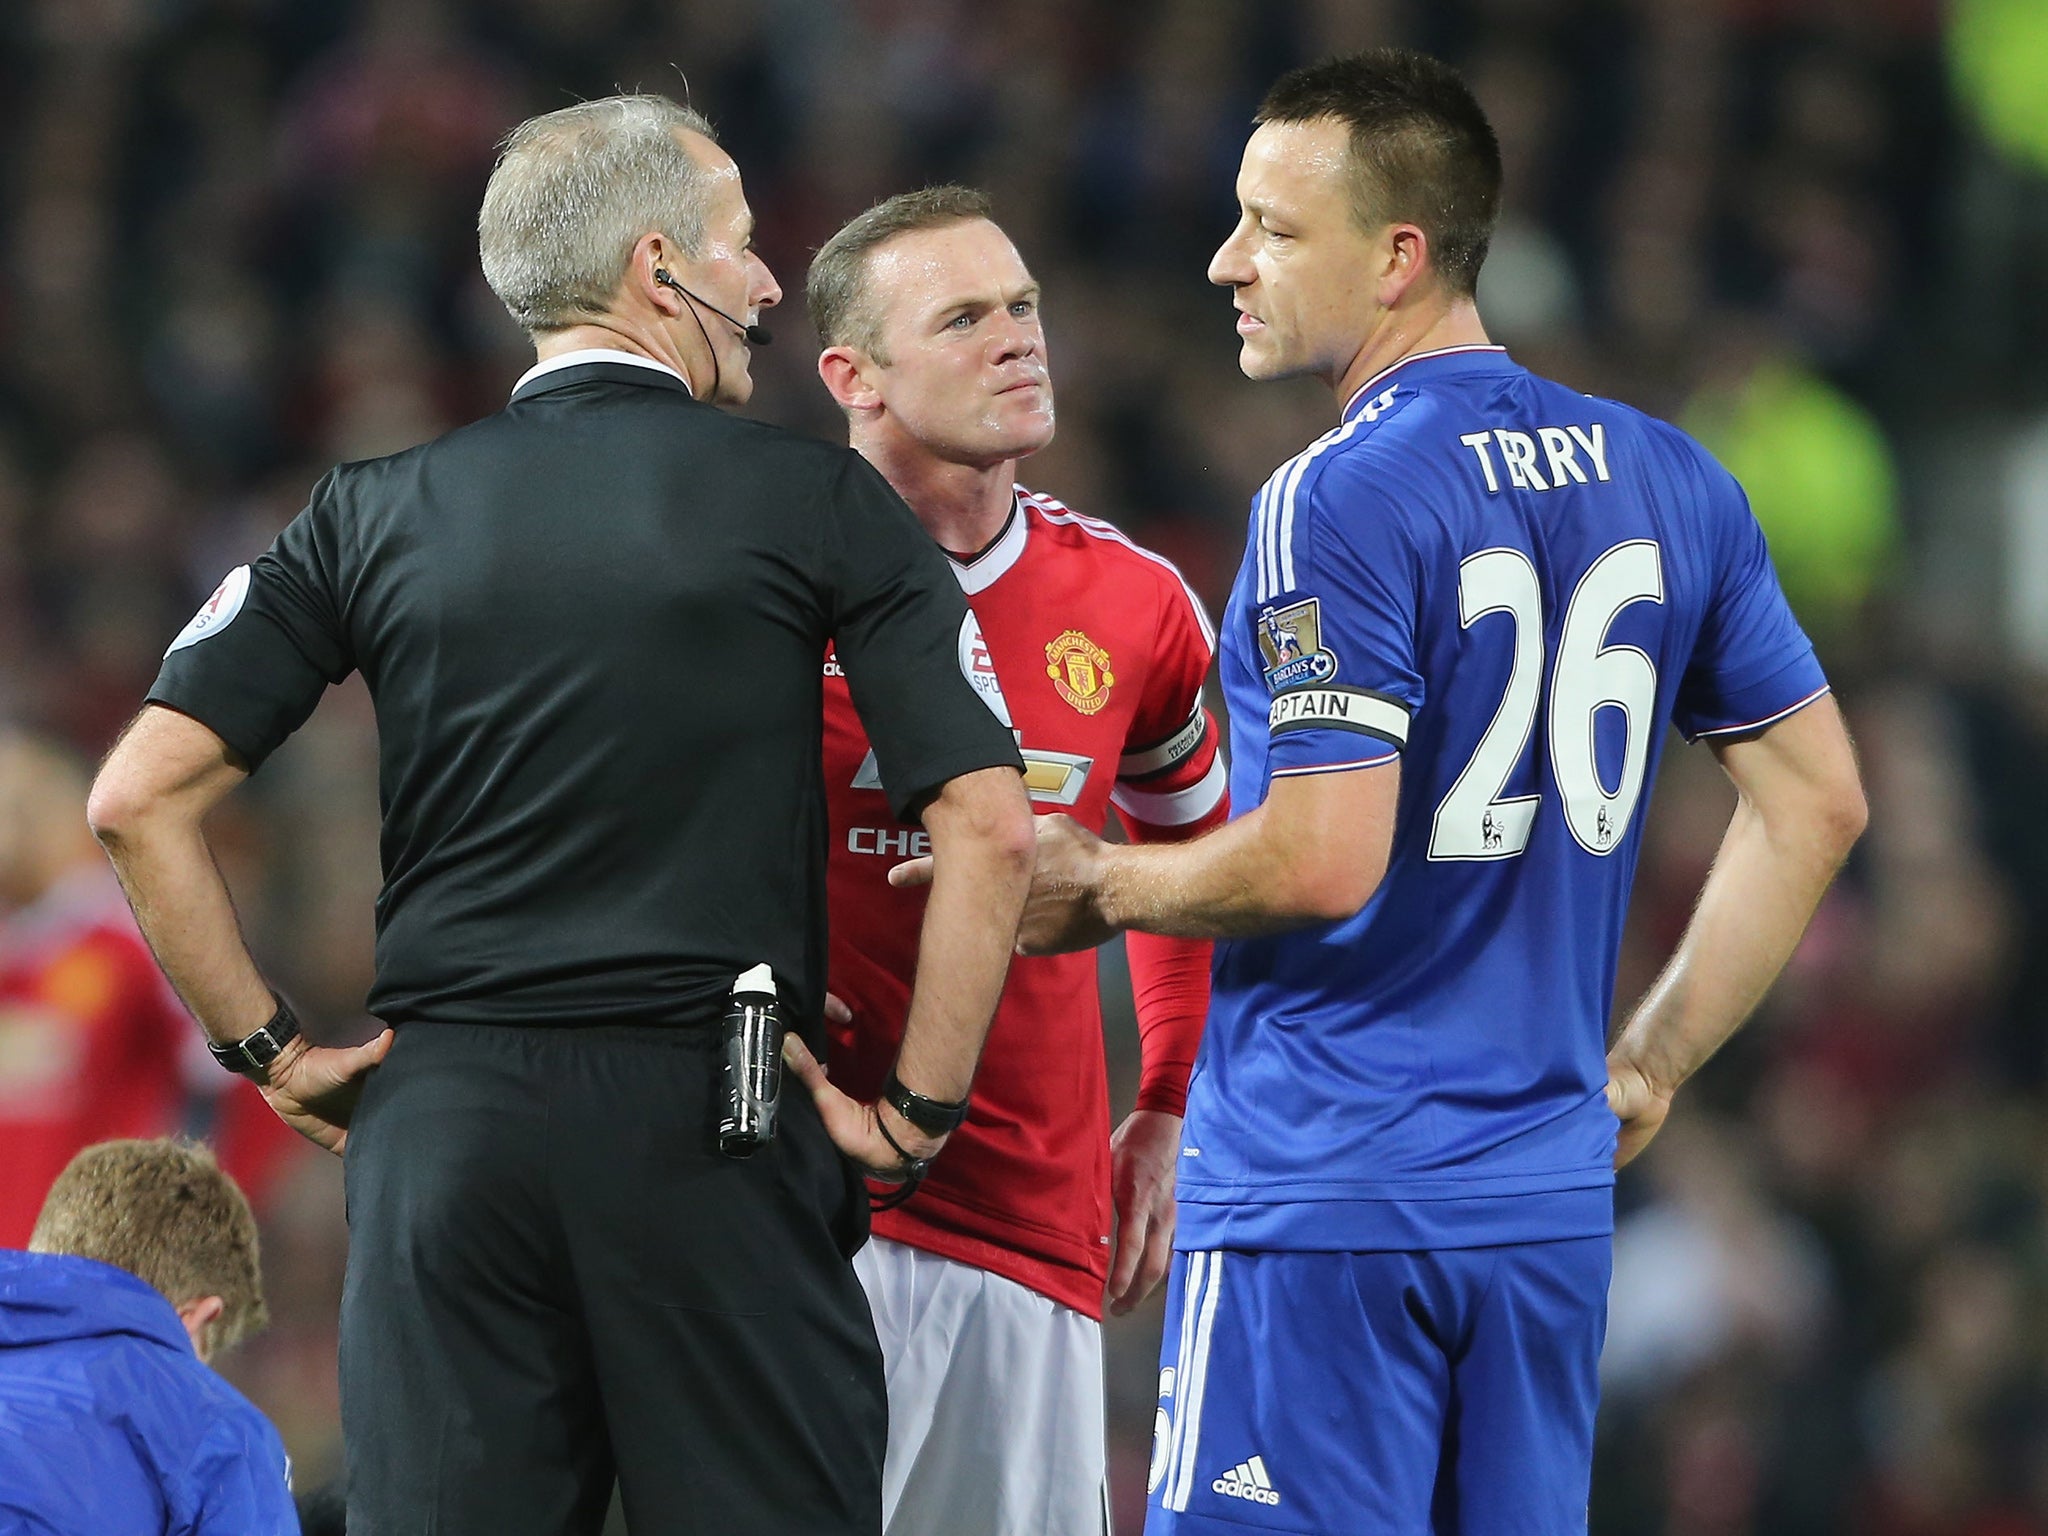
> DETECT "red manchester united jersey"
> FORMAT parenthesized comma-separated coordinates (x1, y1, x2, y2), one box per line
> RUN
(0, 869, 303, 1246)
(824, 488, 1227, 1318)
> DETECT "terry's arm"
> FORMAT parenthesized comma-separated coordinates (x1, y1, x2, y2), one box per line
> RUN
(1605, 696, 1866, 1166)
(1004, 761, 1400, 953)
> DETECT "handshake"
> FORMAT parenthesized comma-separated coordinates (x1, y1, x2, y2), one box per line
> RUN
(886, 811, 1119, 955)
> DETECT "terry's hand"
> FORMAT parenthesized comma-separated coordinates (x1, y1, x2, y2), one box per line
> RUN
(782, 1033, 944, 1180)
(1018, 814, 1113, 955)
(1606, 1055, 1674, 1169)
(888, 815, 1113, 954)
(255, 1029, 394, 1156)
(1106, 1109, 1180, 1314)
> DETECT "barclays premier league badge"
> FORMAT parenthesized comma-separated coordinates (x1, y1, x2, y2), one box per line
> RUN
(1256, 598, 1337, 692)
(165, 565, 252, 656)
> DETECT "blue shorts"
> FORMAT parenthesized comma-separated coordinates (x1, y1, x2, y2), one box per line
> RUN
(1146, 1240, 1610, 1536)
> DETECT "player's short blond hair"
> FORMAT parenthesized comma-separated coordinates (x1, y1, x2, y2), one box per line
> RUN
(30, 1138, 268, 1352)
(480, 94, 720, 334)
(807, 185, 995, 366)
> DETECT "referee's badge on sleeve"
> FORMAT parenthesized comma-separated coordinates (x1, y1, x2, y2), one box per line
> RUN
(1256, 597, 1338, 692)
(165, 565, 251, 656)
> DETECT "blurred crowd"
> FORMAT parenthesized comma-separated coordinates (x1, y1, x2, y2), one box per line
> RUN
(3, 0, 2047, 1532)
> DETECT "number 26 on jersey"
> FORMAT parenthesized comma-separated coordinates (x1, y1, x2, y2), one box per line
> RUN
(1429, 540, 1663, 862)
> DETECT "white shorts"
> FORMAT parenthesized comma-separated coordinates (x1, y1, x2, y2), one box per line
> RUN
(854, 1237, 1110, 1536)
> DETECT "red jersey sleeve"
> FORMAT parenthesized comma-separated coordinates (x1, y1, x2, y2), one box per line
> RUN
(1113, 563, 1228, 1118)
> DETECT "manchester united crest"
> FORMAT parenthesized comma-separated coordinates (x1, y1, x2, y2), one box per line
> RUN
(1045, 629, 1114, 715)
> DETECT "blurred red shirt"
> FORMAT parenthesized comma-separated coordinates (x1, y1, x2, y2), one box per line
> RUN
(0, 867, 301, 1246)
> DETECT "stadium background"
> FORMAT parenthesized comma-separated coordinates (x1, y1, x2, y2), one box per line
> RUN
(4, 0, 2048, 1530)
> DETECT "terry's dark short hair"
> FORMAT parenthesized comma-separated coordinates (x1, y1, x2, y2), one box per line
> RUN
(1257, 48, 1502, 298)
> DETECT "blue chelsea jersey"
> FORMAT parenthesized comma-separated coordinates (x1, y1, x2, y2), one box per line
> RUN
(1182, 345, 1828, 1253)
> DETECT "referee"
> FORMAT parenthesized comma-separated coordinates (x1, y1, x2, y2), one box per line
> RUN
(85, 95, 1035, 1536)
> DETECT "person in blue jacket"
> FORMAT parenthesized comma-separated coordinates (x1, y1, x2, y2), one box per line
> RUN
(0, 1137, 297, 1534)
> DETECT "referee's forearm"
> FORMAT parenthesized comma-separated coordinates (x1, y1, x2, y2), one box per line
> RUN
(891, 769, 1034, 1102)
(94, 815, 275, 1043)
(89, 710, 275, 1043)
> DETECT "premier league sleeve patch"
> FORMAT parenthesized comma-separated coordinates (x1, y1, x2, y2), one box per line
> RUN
(165, 565, 252, 656)
(1255, 597, 1339, 693)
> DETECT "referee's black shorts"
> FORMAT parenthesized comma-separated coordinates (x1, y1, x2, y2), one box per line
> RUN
(338, 1021, 884, 1536)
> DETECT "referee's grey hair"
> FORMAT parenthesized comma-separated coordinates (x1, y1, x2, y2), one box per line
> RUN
(479, 95, 719, 334)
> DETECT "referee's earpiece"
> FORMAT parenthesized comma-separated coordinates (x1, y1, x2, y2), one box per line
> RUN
(652, 266, 773, 347)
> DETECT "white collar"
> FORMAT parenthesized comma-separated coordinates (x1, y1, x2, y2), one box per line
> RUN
(513, 347, 693, 397)
(948, 495, 1029, 595)
(1341, 343, 1510, 419)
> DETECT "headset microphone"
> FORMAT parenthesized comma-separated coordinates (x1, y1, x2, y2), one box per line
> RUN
(654, 269, 772, 346)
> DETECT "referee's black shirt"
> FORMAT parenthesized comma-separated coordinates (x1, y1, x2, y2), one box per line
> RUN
(147, 358, 1022, 1032)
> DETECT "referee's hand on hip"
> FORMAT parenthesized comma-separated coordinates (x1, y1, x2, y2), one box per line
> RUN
(257, 1029, 396, 1155)
(782, 1033, 947, 1179)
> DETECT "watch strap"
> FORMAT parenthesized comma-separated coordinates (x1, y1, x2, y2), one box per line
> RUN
(207, 997, 302, 1077)
(868, 1113, 931, 1213)
(882, 1071, 969, 1137)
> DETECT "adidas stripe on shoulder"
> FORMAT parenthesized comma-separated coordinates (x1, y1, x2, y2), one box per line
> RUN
(1019, 488, 1217, 655)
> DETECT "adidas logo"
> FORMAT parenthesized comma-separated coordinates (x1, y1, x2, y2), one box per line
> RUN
(1212, 1454, 1280, 1506)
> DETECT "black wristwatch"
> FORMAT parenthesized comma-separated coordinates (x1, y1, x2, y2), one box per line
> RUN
(207, 997, 302, 1078)
(882, 1071, 970, 1137)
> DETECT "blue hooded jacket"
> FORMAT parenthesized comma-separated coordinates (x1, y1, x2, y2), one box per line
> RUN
(0, 1248, 298, 1534)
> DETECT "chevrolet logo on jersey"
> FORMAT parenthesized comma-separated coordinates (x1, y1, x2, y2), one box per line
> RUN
(1257, 598, 1338, 692)
(852, 744, 1093, 807)
(1019, 748, 1094, 804)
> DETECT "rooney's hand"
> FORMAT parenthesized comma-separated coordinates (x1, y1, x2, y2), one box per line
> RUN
(887, 856, 933, 889)
(255, 1029, 394, 1156)
(1606, 1056, 1674, 1169)
(781, 1033, 943, 1180)
(1106, 1109, 1181, 1314)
